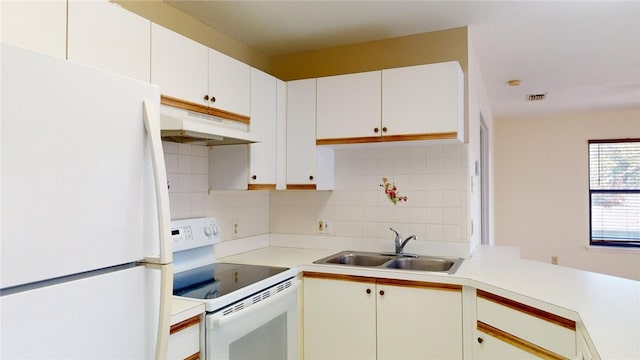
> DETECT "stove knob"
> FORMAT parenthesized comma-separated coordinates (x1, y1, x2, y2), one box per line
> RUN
(204, 226, 213, 236)
(212, 223, 220, 236)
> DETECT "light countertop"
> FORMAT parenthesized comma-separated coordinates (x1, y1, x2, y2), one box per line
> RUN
(219, 245, 640, 360)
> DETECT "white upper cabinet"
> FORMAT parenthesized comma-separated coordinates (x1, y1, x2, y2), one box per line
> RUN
(275, 79, 287, 190)
(249, 68, 277, 189)
(316, 61, 464, 144)
(1, 0, 67, 59)
(316, 71, 381, 141)
(151, 24, 250, 117)
(382, 61, 464, 139)
(209, 49, 250, 116)
(68, 0, 151, 82)
(286, 79, 318, 188)
(151, 23, 209, 106)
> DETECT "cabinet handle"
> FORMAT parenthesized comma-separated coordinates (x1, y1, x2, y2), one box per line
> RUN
(374, 127, 379, 133)
(382, 127, 388, 132)
(366, 289, 371, 294)
(379, 290, 385, 296)
(203, 95, 209, 101)
(251, 175, 257, 180)
(477, 337, 484, 344)
(309, 175, 314, 181)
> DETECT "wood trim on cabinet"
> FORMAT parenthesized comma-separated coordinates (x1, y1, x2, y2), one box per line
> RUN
(184, 352, 201, 360)
(376, 278, 462, 292)
(303, 272, 461, 291)
(316, 136, 382, 145)
(160, 94, 250, 125)
(303, 271, 376, 283)
(169, 315, 200, 335)
(477, 290, 576, 330)
(248, 184, 276, 190)
(477, 321, 568, 360)
(380, 132, 458, 142)
(316, 132, 458, 146)
(161, 94, 209, 114)
(286, 184, 317, 190)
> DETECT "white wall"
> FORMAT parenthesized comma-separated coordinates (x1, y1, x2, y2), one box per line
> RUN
(494, 108, 640, 280)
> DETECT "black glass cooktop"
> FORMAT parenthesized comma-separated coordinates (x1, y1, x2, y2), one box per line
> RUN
(173, 262, 288, 300)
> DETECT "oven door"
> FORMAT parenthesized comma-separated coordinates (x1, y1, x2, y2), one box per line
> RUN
(205, 278, 300, 360)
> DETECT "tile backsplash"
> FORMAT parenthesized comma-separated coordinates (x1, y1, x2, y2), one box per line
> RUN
(270, 143, 469, 243)
(164, 141, 469, 244)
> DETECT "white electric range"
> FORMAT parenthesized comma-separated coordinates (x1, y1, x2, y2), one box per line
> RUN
(171, 217, 300, 360)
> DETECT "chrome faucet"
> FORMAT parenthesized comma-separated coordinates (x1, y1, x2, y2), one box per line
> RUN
(390, 227, 417, 255)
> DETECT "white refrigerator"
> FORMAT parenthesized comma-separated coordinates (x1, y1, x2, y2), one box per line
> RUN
(0, 44, 173, 359)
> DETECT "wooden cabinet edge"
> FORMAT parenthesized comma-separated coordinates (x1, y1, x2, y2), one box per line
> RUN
(302, 271, 461, 291)
(160, 94, 250, 124)
(316, 132, 458, 145)
(169, 315, 200, 335)
(184, 352, 201, 360)
(286, 184, 317, 190)
(477, 321, 568, 360)
(248, 183, 276, 190)
(477, 290, 576, 331)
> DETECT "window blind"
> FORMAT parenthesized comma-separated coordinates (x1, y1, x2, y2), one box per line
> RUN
(588, 139, 640, 246)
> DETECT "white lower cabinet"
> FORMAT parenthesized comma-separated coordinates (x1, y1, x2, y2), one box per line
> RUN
(474, 290, 577, 360)
(303, 273, 463, 359)
(168, 315, 201, 360)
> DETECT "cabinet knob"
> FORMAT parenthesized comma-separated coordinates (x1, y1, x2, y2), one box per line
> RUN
(374, 127, 379, 133)
(309, 175, 314, 181)
(382, 127, 388, 132)
(366, 289, 371, 294)
(477, 337, 484, 344)
(203, 95, 209, 101)
(379, 290, 385, 296)
(251, 175, 257, 180)
(211, 96, 216, 103)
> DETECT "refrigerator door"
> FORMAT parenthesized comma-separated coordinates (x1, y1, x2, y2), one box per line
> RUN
(1, 44, 163, 288)
(0, 264, 170, 359)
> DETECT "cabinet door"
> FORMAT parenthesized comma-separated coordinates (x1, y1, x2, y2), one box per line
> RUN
(151, 23, 208, 105)
(68, 0, 151, 82)
(275, 79, 287, 190)
(249, 68, 277, 188)
(168, 316, 201, 360)
(474, 330, 539, 359)
(376, 284, 463, 359)
(286, 79, 318, 187)
(209, 49, 250, 116)
(303, 277, 376, 360)
(316, 71, 381, 140)
(0, 0, 66, 59)
(382, 61, 462, 137)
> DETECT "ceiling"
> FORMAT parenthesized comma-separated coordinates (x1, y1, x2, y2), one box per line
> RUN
(167, 1, 640, 120)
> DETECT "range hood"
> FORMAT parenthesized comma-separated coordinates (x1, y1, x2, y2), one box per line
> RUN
(160, 104, 259, 146)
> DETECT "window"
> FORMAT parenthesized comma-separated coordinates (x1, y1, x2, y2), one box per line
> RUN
(589, 139, 640, 247)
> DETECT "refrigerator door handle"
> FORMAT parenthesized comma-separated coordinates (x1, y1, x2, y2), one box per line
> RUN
(147, 263, 173, 360)
(143, 100, 172, 265)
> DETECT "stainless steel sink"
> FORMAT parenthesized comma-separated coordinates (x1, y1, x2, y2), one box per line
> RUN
(385, 257, 459, 272)
(324, 252, 394, 266)
(313, 250, 463, 274)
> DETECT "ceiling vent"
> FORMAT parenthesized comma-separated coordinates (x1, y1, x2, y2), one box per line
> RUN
(526, 93, 547, 101)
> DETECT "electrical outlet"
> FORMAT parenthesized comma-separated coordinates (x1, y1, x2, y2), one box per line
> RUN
(232, 220, 239, 238)
(551, 256, 558, 265)
(317, 218, 331, 234)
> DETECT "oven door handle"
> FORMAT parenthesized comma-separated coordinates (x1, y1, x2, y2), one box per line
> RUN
(207, 280, 300, 329)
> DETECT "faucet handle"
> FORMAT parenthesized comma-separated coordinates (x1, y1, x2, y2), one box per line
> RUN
(389, 227, 400, 237)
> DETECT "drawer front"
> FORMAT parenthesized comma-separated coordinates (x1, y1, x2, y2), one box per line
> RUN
(477, 297, 576, 359)
(168, 316, 201, 360)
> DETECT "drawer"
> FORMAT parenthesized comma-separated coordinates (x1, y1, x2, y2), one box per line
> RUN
(477, 291, 576, 359)
(168, 315, 201, 360)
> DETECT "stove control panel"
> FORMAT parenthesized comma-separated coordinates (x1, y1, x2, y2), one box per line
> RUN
(171, 217, 220, 253)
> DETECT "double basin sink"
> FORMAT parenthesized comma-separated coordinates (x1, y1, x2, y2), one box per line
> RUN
(313, 250, 464, 275)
